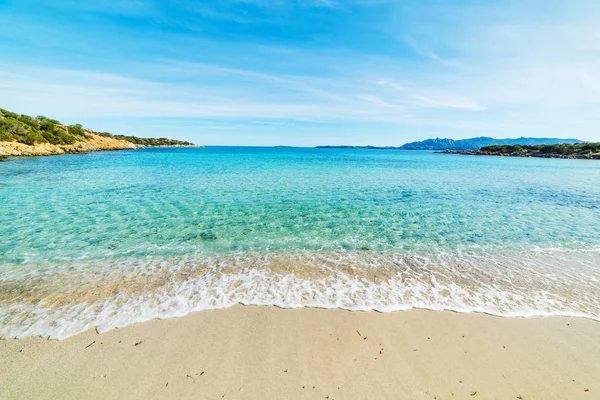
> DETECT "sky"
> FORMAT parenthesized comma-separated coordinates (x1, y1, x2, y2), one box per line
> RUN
(1, 0, 599, 146)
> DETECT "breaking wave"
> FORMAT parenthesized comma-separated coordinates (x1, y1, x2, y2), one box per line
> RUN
(1, 249, 599, 339)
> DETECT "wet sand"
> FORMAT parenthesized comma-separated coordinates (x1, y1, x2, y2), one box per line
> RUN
(1, 306, 599, 399)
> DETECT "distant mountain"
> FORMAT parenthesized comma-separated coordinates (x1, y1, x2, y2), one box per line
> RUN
(399, 137, 584, 150)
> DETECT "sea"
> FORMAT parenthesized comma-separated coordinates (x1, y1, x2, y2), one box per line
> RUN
(1, 147, 599, 339)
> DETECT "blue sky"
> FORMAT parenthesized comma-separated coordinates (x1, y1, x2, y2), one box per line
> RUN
(1, 0, 599, 146)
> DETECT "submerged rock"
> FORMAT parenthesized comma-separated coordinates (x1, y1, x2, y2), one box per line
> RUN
(199, 231, 218, 241)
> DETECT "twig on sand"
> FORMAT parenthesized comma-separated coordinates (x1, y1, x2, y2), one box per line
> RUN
(85, 341, 96, 349)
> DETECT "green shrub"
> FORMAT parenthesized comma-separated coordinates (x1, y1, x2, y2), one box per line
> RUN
(480, 142, 600, 156)
(1, 107, 195, 147)
(68, 124, 85, 136)
(0, 108, 18, 118)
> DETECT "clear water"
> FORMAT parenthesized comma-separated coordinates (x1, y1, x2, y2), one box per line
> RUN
(1, 147, 599, 338)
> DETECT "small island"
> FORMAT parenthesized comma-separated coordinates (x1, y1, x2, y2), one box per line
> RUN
(0, 108, 198, 158)
(316, 145, 401, 149)
(441, 143, 600, 159)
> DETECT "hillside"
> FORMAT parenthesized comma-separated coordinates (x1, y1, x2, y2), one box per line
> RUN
(399, 136, 583, 150)
(0, 108, 195, 157)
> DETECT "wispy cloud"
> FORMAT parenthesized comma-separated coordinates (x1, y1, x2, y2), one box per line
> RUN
(402, 35, 461, 67)
(1, 0, 600, 144)
(411, 95, 485, 111)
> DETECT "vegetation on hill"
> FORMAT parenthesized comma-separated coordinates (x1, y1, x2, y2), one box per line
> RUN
(96, 132, 194, 147)
(0, 108, 193, 147)
(480, 143, 600, 156)
(442, 142, 600, 159)
(0, 108, 84, 145)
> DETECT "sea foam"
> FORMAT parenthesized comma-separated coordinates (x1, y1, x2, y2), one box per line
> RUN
(1, 249, 599, 339)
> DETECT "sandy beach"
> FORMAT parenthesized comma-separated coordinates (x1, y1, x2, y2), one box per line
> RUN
(1, 306, 599, 400)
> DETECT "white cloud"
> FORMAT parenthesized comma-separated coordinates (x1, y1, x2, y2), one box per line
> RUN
(0, 61, 489, 135)
(2, 0, 600, 142)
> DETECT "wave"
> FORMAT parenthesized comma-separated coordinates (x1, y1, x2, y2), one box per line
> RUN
(1, 249, 599, 339)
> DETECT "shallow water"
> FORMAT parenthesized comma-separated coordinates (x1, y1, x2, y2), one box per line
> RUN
(1, 147, 599, 338)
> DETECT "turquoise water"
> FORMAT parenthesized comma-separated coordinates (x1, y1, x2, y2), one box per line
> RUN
(1, 147, 599, 338)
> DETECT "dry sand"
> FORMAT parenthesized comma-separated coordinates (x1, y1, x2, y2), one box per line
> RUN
(1, 306, 599, 400)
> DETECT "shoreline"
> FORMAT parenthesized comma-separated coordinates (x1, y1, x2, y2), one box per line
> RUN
(137, 144, 204, 148)
(439, 149, 600, 159)
(0, 134, 137, 158)
(4, 304, 600, 341)
(0, 140, 201, 158)
(2, 247, 599, 340)
(1, 306, 598, 399)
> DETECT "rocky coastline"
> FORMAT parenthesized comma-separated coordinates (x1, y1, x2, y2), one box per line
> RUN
(0, 132, 137, 158)
(440, 149, 600, 159)
(0, 138, 202, 158)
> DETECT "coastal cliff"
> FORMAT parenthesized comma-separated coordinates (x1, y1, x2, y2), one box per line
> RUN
(0, 107, 195, 158)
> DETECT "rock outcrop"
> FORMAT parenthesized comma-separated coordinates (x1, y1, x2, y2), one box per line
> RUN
(440, 149, 600, 159)
(0, 132, 136, 158)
